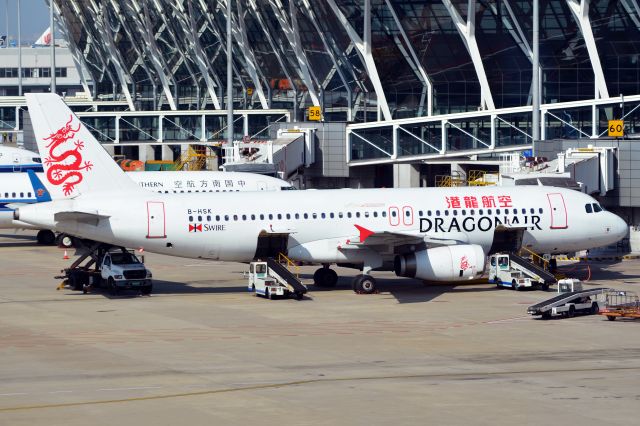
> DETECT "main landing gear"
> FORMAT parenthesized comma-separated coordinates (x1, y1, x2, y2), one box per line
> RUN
(313, 266, 338, 288)
(352, 274, 377, 294)
(313, 263, 379, 294)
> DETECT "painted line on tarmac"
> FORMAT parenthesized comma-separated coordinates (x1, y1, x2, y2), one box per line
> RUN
(2, 366, 640, 412)
(485, 316, 531, 324)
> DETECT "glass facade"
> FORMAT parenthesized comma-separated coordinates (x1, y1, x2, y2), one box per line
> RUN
(54, 0, 639, 124)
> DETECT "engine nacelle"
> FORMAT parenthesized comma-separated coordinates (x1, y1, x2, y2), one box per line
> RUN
(394, 245, 486, 281)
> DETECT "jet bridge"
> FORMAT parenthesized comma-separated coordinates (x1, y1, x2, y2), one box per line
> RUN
(558, 146, 615, 196)
(222, 128, 316, 179)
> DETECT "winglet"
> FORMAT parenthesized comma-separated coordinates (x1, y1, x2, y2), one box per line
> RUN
(354, 224, 374, 242)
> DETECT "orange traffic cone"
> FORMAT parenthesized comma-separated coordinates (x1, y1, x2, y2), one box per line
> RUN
(63, 250, 70, 260)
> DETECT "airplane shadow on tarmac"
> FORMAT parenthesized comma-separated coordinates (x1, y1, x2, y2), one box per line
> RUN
(301, 273, 501, 304)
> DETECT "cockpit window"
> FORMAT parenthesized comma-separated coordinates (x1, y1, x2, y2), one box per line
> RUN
(593, 203, 603, 212)
(32, 157, 42, 163)
(585, 204, 593, 213)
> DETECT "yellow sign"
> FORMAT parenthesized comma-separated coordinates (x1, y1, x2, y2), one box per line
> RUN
(308, 106, 322, 121)
(608, 120, 624, 137)
(247, 87, 254, 96)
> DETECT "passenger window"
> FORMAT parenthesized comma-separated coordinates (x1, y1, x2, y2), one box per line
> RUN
(478, 209, 483, 215)
(530, 208, 534, 214)
(189, 215, 193, 222)
(538, 208, 543, 214)
(487, 209, 492, 215)
(198, 216, 202, 221)
(347, 212, 352, 218)
(330, 213, 335, 218)
(418, 210, 423, 217)
(365, 212, 369, 218)
(444, 210, 449, 216)
(268, 214, 273, 220)
(28, 192, 32, 197)
(356, 212, 361, 218)
(224, 215, 229, 221)
(286, 213, 291, 219)
(295, 213, 299, 219)
(496, 209, 501, 215)
(593, 203, 602, 212)
(304, 213, 308, 219)
(233, 215, 238, 221)
(427, 210, 432, 216)
(260, 214, 265, 220)
(277, 214, 282, 220)
(382, 211, 387, 217)
(470, 210, 475, 216)
(251, 214, 256, 220)
(312, 213, 317, 219)
(321, 213, 326, 219)
(436, 210, 440, 216)
(207, 215, 211, 221)
(513, 208, 517, 214)
(12, 192, 15, 197)
(452, 210, 457, 216)
(373, 212, 378, 218)
(461, 210, 466, 216)
(242, 215, 247, 221)
(216, 215, 220, 221)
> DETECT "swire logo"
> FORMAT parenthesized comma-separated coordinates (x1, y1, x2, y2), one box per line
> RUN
(189, 224, 203, 232)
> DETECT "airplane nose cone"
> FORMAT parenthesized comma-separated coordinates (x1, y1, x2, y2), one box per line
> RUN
(610, 213, 628, 242)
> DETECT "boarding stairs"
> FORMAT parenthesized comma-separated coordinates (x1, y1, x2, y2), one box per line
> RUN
(266, 257, 307, 296)
(509, 252, 557, 285)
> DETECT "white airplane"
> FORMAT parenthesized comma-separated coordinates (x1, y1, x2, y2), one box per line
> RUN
(1, 169, 292, 244)
(0, 145, 43, 172)
(14, 94, 628, 293)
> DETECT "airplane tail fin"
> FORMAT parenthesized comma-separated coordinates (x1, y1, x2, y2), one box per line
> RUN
(26, 170, 52, 202)
(25, 93, 140, 199)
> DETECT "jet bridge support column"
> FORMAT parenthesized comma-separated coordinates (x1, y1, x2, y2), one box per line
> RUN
(393, 164, 420, 188)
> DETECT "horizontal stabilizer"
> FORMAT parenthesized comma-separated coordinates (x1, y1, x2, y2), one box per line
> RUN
(54, 210, 110, 224)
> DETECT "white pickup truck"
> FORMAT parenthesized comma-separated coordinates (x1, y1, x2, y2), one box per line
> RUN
(101, 250, 153, 295)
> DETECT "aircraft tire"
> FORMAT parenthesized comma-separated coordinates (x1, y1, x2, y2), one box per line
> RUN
(36, 230, 56, 245)
(353, 275, 376, 294)
(108, 278, 118, 296)
(313, 268, 338, 287)
(58, 234, 74, 248)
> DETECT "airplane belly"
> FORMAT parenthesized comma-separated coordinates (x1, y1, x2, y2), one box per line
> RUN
(288, 238, 371, 264)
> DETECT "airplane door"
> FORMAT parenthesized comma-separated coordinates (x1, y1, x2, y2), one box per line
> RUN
(147, 201, 166, 238)
(547, 193, 568, 229)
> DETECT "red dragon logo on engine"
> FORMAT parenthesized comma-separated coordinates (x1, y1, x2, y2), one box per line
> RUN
(43, 115, 93, 196)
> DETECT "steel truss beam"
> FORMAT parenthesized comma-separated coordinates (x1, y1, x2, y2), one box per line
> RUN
(325, 0, 392, 121)
(566, 0, 609, 99)
(441, 0, 495, 110)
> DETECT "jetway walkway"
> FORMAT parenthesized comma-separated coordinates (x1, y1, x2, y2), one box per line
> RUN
(222, 128, 315, 178)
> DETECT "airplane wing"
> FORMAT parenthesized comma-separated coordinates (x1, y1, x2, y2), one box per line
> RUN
(341, 225, 460, 253)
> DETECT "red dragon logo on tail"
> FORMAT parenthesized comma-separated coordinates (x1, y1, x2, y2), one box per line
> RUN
(43, 115, 93, 196)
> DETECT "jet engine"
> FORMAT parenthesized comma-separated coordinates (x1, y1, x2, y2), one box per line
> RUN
(394, 245, 486, 281)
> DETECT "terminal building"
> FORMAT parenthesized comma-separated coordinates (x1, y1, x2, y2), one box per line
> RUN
(2, 0, 640, 247)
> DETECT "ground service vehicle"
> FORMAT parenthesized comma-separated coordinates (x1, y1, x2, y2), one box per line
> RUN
(247, 260, 306, 300)
(527, 279, 606, 319)
(490, 253, 555, 291)
(58, 243, 152, 295)
(600, 290, 640, 321)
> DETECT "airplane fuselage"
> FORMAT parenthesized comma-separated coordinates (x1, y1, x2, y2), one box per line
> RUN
(18, 185, 627, 269)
